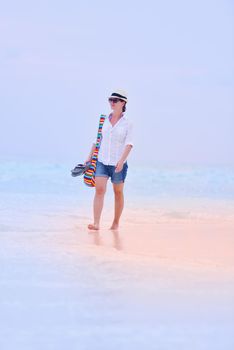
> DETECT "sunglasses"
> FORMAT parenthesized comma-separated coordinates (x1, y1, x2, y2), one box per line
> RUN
(108, 98, 122, 103)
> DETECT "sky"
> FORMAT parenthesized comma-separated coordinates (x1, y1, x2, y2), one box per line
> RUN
(0, 0, 233, 166)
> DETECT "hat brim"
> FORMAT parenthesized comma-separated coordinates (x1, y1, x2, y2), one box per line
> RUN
(108, 96, 127, 102)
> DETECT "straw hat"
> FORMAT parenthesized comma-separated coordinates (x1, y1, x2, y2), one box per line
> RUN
(109, 89, 128, 102)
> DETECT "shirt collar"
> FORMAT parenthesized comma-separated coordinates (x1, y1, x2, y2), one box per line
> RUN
(109, 113, 126, 121)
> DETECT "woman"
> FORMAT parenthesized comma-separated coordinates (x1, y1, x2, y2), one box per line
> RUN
(85, 89, 133, 230)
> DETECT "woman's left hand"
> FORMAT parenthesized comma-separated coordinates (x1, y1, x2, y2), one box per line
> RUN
(115, 160, 124, 173)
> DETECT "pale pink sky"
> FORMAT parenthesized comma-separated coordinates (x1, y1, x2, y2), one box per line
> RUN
(1, 0, 233, 165)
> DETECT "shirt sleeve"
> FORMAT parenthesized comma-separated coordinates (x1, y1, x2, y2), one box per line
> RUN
(125, 120, 134, 146)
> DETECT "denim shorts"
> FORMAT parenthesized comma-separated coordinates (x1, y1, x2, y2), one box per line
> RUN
(95, 160, 128, 184)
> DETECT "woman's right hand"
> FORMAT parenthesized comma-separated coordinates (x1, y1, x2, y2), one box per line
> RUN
(85, 144, 95, 165)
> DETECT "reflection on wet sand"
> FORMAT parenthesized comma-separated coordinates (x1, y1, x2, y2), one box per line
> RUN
(88, 231, 103, 246)
(111, 230, 123, 250)
(85, 216, 234, 272)
(88, 230, 123, 251)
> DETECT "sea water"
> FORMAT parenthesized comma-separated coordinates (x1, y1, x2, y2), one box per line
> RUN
(1, 159, 234, 199)
(0, 159, 233, 230)
(0, 159, 234, 350)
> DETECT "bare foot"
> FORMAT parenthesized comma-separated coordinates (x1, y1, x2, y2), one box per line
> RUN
(88, 223, 99, 230)
(110, 223, 119, 230)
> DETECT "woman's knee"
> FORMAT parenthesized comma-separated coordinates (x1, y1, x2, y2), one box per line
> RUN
(113, 184, 124, 196)
(95, 185, 106, 196)
(95, 177, 108, 196)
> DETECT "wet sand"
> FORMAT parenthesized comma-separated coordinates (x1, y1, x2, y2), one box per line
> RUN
(1, 204, 234, 349)
(87, 217, 234, 271)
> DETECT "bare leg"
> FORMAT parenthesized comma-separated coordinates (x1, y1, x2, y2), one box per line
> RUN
(88, 177, 108, 230)
(110, 182, 124, 230)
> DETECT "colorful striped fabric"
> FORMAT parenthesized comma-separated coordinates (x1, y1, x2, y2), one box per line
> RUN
(83, 114, 106, 187)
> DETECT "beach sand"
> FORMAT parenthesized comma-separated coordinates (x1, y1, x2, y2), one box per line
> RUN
(1, 200, 234, 349)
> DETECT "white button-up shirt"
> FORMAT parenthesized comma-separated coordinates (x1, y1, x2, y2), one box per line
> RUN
(96, 114, 134, 166)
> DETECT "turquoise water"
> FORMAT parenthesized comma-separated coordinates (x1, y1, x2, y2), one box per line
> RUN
(1, 159, 234, 229)
(0, 160, 233, 199)
(1, 159, 234, 234)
